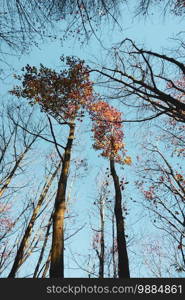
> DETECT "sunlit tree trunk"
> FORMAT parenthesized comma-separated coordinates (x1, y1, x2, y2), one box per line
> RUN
(110, 158, 130, 278)
(50, 120, 75, 278)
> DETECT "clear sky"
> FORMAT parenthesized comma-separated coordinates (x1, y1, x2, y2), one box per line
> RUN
(1, 1, 184, 278)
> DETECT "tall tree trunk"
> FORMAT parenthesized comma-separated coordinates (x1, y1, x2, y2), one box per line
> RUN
(110, 159, 130, 278)
(112, 214, 117, 278)
(8, 162, 61, 278)
(99, 196, 105, 278)
(50, 121, 75, 278)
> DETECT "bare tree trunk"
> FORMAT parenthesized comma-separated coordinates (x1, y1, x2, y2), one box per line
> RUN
(112, 214, 117, 278)
(110, 159, 130, 278)
(8, 162, 61, 278)
(99, 196, 105, 278)
(50, 121, 75, 278)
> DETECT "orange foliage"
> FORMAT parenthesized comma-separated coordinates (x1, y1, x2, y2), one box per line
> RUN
(88, 100, 131, 164)
(10, 57, 94, 121)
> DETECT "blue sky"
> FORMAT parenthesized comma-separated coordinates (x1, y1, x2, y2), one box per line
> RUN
(1, 2, 184, 278)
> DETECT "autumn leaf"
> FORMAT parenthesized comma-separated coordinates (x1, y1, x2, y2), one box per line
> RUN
(123, 156, 132, 165)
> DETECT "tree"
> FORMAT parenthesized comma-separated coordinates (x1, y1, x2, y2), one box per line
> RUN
(10, 56, 94, 278)
(136, 145, 185, 273)
(92, 188, 105, 278)
(2, 0, 184, 55)
(136, 236, 173, 277)
(0, 102, 50, 276)
(136, 0, 185, 16)
(92, 38, 185, 123)
(8, 160, 61, 278)
(90, 175, 111, 278)
(89, 100, 131, 278)
(90, 172, 122, 278)
(0, 103, 41, 199)
(0, 0, 123, 53)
